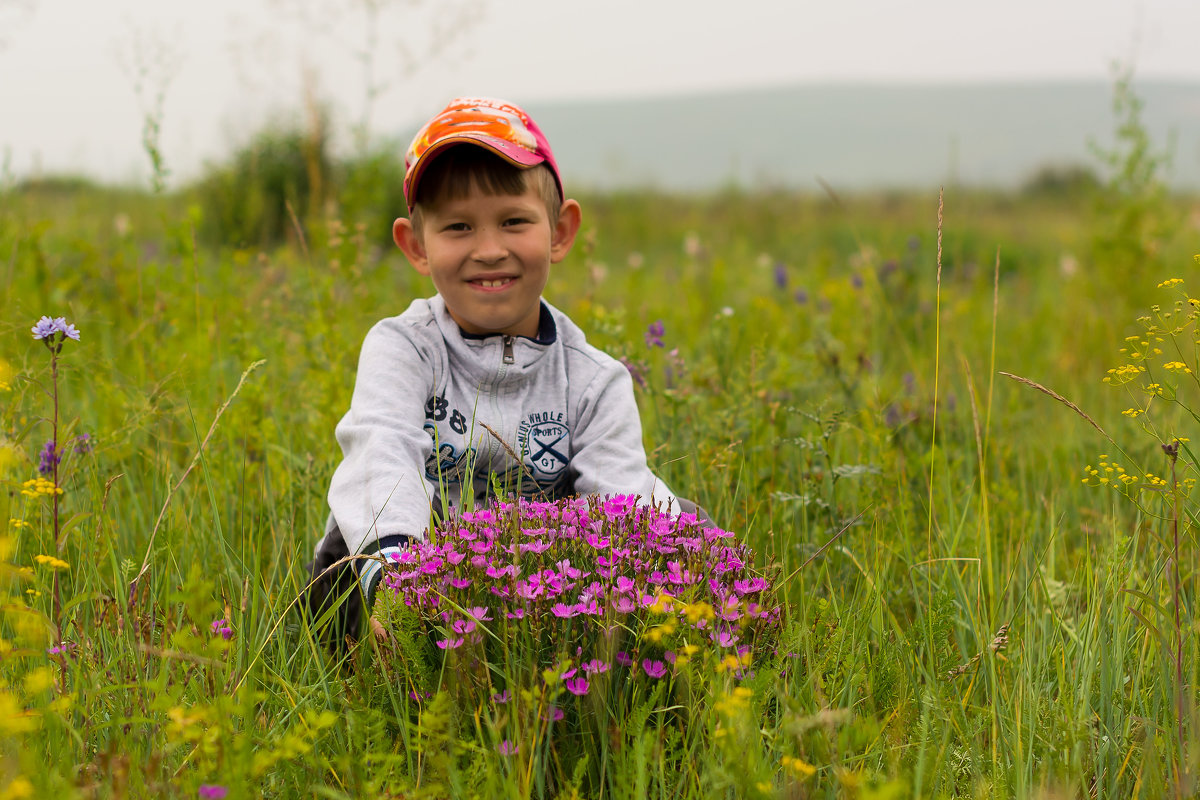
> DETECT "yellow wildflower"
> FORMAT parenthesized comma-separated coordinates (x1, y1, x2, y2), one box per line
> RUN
(20, 479, 63, 498)
(643, 619, 677, 643)
(23, 667, 55, 695)
(715, 653, 742, 673)
(781, 755, 817, 778)
(648, 593, 675, 614)
(713, 687, 752, 716)
(0, 776, 35, 800)
(682, 601, 714, 624)
(0, 691, 39, 734)
(33, 554, 69, 571)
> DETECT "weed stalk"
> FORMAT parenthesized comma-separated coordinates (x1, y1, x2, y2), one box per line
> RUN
(1163, 439, 1185, 798)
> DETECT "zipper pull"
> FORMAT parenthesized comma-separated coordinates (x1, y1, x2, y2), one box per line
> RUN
(502, 335, 515, 364)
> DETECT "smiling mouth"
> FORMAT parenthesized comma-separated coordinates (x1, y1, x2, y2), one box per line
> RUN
(471, 277, 515, 289)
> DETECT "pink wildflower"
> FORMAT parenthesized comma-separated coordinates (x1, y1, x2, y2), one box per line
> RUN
(642, 659, 667, 679)
(551, 602, 578, 618)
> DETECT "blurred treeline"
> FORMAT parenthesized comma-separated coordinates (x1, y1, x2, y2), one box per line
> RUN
(4, 69, 1196, 312)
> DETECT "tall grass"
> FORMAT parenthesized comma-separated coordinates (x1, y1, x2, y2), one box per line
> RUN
(0, 170, 1197, 797)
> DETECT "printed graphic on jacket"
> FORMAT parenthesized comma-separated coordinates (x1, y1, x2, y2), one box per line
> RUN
(422, 398, 574, 505)
(518, 410, 570, 479)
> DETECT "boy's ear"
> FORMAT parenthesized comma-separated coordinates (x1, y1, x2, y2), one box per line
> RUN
(393, 217, 431, 275)
(549, 199, 582, 264)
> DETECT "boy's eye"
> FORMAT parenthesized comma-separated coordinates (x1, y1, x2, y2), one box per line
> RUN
(503, 217, 530, 227)
(443, 222, 470, 232)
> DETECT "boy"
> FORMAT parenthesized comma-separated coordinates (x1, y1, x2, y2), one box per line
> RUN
(306, 97, 706, 646)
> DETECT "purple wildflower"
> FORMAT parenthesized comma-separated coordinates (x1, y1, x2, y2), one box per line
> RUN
(711, 628, 739, 648)
(642, 659, 667, 679)
(491, 690, 511, 704)
(198, 786, 227, 799)
(773, 262, 788, 289)
(794, 288, 809, 304)
(498, 740, 519, 756)
(575, 598, 603, 616)
(612, 595, 637, 614)
(603, 494, 636, 519)
(37, 440, 60, 476)
(582, 659, 610, 674)
(733, 577, 768, 595)
(46, 641, 75, 656)
(73, 433, 93, 454)
(31, 317, 58, 339)
(644, 320, 665, 348)
(565, 676, 590, 696)
(620, 356, 647, 388)
(616, 651, 633, 667)
(436, 637, 465, 650)
(31, 316, 80, 342)
(209, 619, 233, 640)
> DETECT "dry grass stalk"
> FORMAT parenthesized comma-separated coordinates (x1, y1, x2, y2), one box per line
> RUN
(998, 371, 1113, 442)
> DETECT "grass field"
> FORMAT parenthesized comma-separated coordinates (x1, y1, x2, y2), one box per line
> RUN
(1, 160, 1198, 798)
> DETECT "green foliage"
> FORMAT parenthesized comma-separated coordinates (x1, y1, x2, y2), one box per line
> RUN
(191, 113, 333, 248)
(1, 109, 1198, 795)
(1019, 163, 1101, 200)
(1089, 65, 1178, 281)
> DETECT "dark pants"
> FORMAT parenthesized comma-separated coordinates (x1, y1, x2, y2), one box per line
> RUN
(303, 525, 363, 651)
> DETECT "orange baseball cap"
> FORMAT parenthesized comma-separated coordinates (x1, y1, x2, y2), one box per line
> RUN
(403, 96, 563, 212)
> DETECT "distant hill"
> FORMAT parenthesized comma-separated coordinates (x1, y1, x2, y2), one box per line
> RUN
(523, 81, 1200, 192)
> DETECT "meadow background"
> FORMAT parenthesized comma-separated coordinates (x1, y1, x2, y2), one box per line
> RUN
(1, 74, 1198, 798)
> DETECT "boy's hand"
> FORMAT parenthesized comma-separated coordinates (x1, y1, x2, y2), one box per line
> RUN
(369, 615, 389, 642)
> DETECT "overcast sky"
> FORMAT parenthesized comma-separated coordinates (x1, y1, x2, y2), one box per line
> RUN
(2, 0, 1198, 186)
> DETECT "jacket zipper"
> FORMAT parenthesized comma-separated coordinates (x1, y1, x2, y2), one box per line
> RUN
(502, 335, 515, 365)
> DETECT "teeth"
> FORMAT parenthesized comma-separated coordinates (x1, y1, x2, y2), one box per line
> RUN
(477, 278, 511, 288)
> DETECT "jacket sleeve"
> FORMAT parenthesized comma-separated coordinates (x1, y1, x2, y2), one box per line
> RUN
(327, 320, 438, 562)
(568, 358, 679, 512)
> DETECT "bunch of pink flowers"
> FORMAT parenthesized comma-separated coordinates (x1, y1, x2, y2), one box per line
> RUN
(379, 494, 780, 718)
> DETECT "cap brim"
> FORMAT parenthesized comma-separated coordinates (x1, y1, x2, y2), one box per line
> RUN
(405, 134, 546, 212)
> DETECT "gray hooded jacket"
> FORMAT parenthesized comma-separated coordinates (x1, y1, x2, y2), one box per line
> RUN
(319, 295, 678, 593)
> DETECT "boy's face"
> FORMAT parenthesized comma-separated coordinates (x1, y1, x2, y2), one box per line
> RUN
(394, 177, 581, 338)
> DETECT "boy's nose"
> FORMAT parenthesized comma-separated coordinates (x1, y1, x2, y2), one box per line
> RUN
(471, 229, 507, 264)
